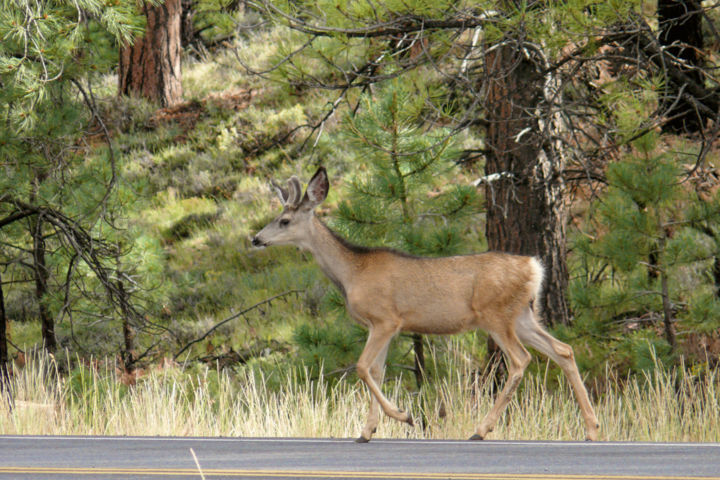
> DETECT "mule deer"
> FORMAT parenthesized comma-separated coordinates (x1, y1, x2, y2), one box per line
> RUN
(252, 167, 599, 442)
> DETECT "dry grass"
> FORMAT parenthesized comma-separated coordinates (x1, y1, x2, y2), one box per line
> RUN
(1, 351, 718, 442)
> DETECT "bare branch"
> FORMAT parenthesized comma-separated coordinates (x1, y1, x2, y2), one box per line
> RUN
(173, 290, 303, 360)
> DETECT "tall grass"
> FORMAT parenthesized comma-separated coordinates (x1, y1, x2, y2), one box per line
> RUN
(1, 351, 718, 441)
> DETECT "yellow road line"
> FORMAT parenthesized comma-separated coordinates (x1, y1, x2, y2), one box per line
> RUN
(0, 467, 718, 480)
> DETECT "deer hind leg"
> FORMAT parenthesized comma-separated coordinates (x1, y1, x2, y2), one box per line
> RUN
(515, 308, 600, 441)
(472, 327, 531, 440)
(355, 325, 412, 443)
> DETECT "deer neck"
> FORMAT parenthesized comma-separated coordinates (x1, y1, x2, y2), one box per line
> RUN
(304, 216, 358, 298)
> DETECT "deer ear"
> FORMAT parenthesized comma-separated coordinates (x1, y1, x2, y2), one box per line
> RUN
(286, 176, 303, 207)
(271, 179, 289, 205)
(303, 167, 329, 208)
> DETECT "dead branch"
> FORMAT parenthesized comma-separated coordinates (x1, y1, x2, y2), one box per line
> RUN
(173, 289, 303, 360)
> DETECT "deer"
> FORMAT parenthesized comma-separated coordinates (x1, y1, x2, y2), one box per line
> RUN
(251, 167, 600, 443)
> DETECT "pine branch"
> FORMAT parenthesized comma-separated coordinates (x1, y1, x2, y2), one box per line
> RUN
(249, 2, 495, 38)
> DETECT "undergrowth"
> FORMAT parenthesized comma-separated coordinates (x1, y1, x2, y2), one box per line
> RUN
(2, 349, 718, 442)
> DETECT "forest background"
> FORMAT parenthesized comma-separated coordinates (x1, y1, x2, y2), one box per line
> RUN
(1, 0, 720, 440)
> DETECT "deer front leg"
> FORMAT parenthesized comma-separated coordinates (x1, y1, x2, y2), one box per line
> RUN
(358, 341, 391, 442)
(472, 331, 531, 440)
(355, 326, 412, 443)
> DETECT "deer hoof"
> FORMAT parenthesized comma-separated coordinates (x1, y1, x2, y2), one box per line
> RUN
(355, 435, 371, 443)
(397, 409, 414, 426)
(469, 434, 484, 441)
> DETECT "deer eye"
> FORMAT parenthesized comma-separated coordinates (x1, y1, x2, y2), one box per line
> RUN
(279, 218, 290, 227)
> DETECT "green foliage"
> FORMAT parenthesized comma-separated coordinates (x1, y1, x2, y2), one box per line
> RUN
(185, 0, 241, 47)
(596, 141, 682, 272)
(0, 0, 173, 361)
(618, 334, 676, 374)
(571, 126, 720, 373)
(686, 292, 720, 334)
(331, 80, 480, 256)
(292, 320, 366, 378)
(0, 0, 142, 132)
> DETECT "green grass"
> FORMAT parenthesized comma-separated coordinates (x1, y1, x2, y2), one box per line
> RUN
(3, 349, 718, 441)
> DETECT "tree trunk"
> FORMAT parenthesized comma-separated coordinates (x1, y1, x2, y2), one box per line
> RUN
(411, 333, 425, 389)
(31, 216, 56, 353)
(117, 278, 135, 373)
(485, 336, 507, 397)
(119, 0, 183, 107)
(180, 0, 197, 49)
(660, 271, 676, 350)
(411, 332, 428, 430)
(482, 38, 571, 327)
(0, 270, 10, 391)
(658, 0, 705, 133)
(713, 254, 720, 300)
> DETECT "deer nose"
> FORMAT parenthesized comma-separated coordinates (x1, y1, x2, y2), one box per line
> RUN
(251, 236, 263, 247)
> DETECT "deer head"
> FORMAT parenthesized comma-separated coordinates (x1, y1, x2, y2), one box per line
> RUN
(251, 167, 329, 249)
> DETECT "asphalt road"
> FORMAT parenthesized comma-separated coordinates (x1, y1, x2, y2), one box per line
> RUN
(0, 436, 718, 480)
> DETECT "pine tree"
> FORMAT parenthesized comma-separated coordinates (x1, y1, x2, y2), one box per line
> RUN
(0, 0, 162, 365)
(573, 127, 720, 370)
(332, 81, 479, 257)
